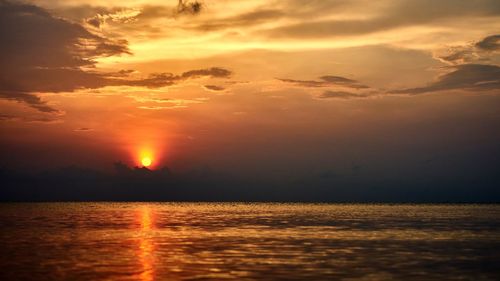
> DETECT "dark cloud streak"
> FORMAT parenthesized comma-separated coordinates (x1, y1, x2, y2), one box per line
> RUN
(393, 64, 500, 95)
(204, 85, 226, 92)
(319, 91, 369, 99)
(278, 75, 369, 89)
(115, 67, 232, 88)
(0, 91, 59, 113)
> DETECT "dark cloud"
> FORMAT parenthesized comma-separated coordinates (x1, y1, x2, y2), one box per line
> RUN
(74, 127, 93, 132)
(86, 14, 105, 28)
(278, 75, 369, 89)
(475, 34, 500, 51)
(118, 73, 177, 88)
(0, 1, 130, 69)
(0, 1, 230, 112)
(204, 85, 226, 92)
(319, 91, 369, 99)
(176, 0, 203, 16)
(181, 67, 232, 79)
(437, 34, 500, 65)
(394, 64, 500, 94)
(107, 69, 136, 77)
(1, 68, 108, 94)
(115, 67, 231, 88)
(0, 0, 126, 111)
(0, 91, 59, 113)
(320, 76, 356, 83)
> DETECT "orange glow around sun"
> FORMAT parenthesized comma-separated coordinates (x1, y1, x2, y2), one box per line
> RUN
(124, 128, 170, 169)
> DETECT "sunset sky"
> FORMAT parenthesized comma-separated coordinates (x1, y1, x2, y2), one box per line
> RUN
(0, 0, 499, 200)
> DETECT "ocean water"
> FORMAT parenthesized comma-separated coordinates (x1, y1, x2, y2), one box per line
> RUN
(0, 203, 499, 280)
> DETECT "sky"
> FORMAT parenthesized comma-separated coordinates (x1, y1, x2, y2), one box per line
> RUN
(0, 0, 499, 201)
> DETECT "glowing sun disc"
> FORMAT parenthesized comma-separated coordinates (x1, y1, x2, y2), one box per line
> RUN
(141, 157, 152, 167)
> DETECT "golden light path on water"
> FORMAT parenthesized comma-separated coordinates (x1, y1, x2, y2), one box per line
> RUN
(139, 206, 154, 281)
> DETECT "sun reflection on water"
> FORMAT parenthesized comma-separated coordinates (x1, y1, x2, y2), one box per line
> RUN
(139, 206, 154, 281)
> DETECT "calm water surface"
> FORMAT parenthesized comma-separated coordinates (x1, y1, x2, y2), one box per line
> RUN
(0, 203, 499, 280)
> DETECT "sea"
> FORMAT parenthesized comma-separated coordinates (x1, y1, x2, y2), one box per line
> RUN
(0, 203, 499, 280)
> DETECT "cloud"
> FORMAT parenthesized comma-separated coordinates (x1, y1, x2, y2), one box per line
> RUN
(278, 74, 373, 100)
(261, 0, 500, 39)
(0, 1, 130, 70)
(85, 8, 141, 28)
(278, 60, 498, 98)
(133, 97, 209, 110)
(115, 67, 231, 88)
(204, 85, 226, 92)
(319, 91, 369, 99)
(190, 9, 285, 31)
(278, 75, 369, 89)
(476, 34, 500, 51)
(74, 127, 93, 132)
(394, 64, 500, 94)
(181, 67, 232, 79)
(423, 35, 500, 94)
(0, 1, 230, 112)
(0, 91, 59, 113)
(436, 48, 478, 65)
(79, 1, 202, 32)
(0, 0, 126, 111)
(186, 0, 355, 32)
(86, 16, 104, 28)
(319, 76, 369, 89)
(436, 34, 500, 65)
(176, 0, 203, 16)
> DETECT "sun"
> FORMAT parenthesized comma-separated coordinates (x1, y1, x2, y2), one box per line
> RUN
(137, 147, 156, 168)
(141, 157, 152, 167)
